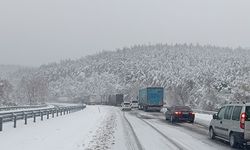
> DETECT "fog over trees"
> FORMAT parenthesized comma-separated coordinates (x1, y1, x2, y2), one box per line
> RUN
(0, 43, 250, 110)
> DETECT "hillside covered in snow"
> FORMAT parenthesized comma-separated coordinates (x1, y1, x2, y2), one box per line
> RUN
(1, 43, 250, 110)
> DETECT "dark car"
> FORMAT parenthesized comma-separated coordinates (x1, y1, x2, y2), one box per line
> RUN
(165, 106, 195, 123)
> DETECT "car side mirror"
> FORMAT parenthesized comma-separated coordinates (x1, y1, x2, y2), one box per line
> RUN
(213, 113, 218, 119)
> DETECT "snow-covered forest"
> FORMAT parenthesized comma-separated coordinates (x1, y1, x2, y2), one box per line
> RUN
(1, 43, 250, 110)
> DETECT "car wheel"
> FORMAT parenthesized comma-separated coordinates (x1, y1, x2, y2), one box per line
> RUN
(170, 115, 174, 123)
(165, 115, 168, 120)
(229, 133, 237, 148)
(209, 127, 215, 139)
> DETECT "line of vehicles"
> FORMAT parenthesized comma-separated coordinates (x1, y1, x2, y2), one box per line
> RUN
(120, 86, 250, 148)
(121, 87, 195, 123)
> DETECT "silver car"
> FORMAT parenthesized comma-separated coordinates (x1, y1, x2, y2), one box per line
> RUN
(209, 102, 250, 148)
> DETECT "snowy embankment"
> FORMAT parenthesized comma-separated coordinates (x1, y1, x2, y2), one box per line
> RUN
(0, 105, 110, 150)
(194, 113, 213, 127)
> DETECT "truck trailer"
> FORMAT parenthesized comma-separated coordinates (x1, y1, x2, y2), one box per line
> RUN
(108, 94, 124, 106)
(138, 87, 164, 111)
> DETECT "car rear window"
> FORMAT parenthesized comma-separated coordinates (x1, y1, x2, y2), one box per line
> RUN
(132, 101, 138, 103)
(174, 106, 191, 111)
(232, 106, 242, 121)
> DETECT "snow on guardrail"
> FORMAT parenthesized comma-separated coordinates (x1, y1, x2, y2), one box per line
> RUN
(0, 105, 48, 112)
(0, 105, 86, 132)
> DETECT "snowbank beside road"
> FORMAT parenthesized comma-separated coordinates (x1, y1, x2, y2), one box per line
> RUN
(0, 105, 107, 150)
(194, 113, 213, 127)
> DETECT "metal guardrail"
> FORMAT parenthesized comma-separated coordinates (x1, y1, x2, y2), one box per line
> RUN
(192, 109, 217, 115)
(0, 105, 86, 131)
(0, 105, 48, 111)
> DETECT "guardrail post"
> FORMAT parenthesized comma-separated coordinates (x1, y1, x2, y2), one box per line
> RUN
(41, 112, 43, 121)
(56, 109, 59, 117)
(60, 109, 62, 116)
(63, 109, 65, 115)
(13, 115, 17, 128)
(22, 112, 25, 119)
(24, 114, 27, 125)
(12, 113, 14, 121)
(47, 111, 49, 119)
(52, 110, 54, 118)
(33, 112, 36, 123)
(69, 109, 70, 114)
(0, 117, 3, 131)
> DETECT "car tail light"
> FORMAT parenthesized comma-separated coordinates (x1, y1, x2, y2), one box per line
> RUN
(189, 112, 195, 116)
(240, 112, 246, 129)
(175, 112, 182, 115)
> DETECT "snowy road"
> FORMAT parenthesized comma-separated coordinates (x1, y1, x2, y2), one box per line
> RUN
(125, 110, 237, 150)
(0, 105, 244, 150)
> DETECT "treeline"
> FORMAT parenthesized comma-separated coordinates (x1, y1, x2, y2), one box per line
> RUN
(1, 43, 250, 110)
(0, 75, 48, 106)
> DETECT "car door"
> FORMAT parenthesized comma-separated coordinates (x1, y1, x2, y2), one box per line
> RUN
(213, 106, 226, 136)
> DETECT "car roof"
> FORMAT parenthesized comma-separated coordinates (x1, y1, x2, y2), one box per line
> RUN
(222, 103, 250, 107)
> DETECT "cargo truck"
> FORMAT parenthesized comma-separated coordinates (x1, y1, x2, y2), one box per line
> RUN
(138, 87, 164, 111)
(108, 94, 124, 106)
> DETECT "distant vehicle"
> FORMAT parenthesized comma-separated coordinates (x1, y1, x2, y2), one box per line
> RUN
(209, 102, 250, 148)
(108, 94, 124, 106)
(165, 106, 195, 123)
(160, 105, 169, 114)
(138, 87, 164, 111)
(130, 100, 139, 108)
(121, 101, 131, 111)
(116, 94, 124, 106)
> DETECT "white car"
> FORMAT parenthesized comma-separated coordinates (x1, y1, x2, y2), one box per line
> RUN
(160, 105, 169, 114)
(122, 102, 131, 111)
(209, 102, 250, 148)
(130, 100, 139, 108)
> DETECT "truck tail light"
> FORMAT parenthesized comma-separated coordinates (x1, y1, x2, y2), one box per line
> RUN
(240, 112, 246, 129)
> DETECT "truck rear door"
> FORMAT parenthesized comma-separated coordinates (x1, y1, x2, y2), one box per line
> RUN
(147, 88, 163, 106)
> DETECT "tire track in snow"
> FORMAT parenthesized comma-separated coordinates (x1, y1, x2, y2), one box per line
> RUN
(135, 114, 187, 150)
(123, 112, 144, 150)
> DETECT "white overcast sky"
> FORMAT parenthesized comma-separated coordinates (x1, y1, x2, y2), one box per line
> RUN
(0, 0, 250, 66)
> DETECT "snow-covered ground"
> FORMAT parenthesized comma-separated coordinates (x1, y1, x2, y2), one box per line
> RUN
(0, 105, 107, 150)
(194, 113, 213, 127)
(0, 105, 235, 150)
